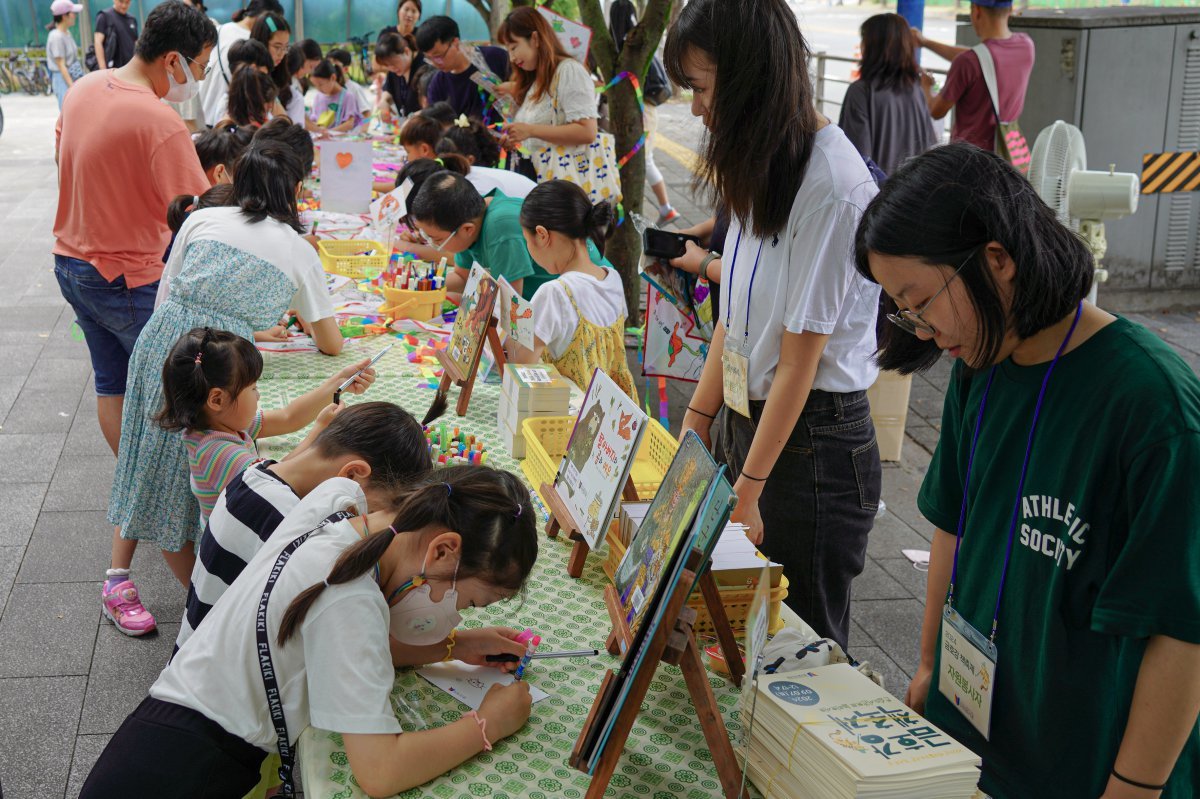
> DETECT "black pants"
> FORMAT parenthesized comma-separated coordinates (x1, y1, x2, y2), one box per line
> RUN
(81, 697, 268, 799)
(713, 389, 882, 650)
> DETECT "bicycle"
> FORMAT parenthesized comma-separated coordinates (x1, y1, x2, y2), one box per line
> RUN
(21, 43, 53, 96)
(0, 52, 21, 94)
(346, 30, 375, 85)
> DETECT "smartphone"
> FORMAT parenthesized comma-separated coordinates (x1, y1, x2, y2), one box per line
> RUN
(642, 228, 699, 260)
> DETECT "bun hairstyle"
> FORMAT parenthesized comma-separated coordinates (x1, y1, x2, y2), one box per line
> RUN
(519, 179, 614, 256)
(232, 137, 307, 231)
(418, 101, 457, 128)
(232, 0, 284, 23)
(277, 464, 538, 646)
(167, 183, 235, 233)
(440, 116, 500, 168)
(155, 327, 263, 432)
(311, 57, 346, 86)
(193, 123, 254, 173)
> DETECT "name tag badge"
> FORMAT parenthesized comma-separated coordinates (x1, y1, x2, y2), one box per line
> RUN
(721, 350, 751, 418)
(937, 604, 997, 740)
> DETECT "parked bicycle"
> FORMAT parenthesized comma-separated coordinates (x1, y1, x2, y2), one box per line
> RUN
(0, 45, 53, 96)
(346, 30, 375, 85)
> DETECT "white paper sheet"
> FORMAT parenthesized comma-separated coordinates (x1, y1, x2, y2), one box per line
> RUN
(417, 662, 550, 711)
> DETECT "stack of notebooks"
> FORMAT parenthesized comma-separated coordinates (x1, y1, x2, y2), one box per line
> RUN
(497, 364, 572, 459)
(743, 664, 981, 799)
(618, 503, 782, 588)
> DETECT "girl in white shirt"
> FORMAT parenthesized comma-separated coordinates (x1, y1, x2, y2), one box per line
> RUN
(82, 466, 538, 799)
(666, 0, 883, 651)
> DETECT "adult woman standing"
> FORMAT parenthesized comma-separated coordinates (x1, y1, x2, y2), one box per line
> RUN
(46, 0, 84, 110)
(375, 31, 426, 118)
(198, 0, 283, 127)
(838, 13, 936, 176)
(666, 0, 882, 652)
(383, 0, 421, 39)
(496, 7, 598, 183)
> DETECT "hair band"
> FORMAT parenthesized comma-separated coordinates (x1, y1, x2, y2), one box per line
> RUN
(388, 525, 398, 536)
(444, 482, 452, 496)
(454, 113, 470, 128)
(265, 15, 278, 33)
(434, 157, 444, 167)
(514, 503, 523, 519)
(323, 579, 329, 587)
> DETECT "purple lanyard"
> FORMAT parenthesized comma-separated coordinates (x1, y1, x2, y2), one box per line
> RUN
(947, 301, 1083, 642)
(723, 228, 764, 347)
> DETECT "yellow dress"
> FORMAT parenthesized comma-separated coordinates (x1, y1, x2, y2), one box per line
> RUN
(544, 283, 637, 401)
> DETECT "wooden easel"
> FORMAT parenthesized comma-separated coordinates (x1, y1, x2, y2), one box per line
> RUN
(571, 550, 749, 799)
(434, 317, 505, 417)
(540, 478, 639, 578)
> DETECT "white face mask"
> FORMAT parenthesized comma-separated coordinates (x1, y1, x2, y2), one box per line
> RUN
(388, 556, 462, 646)
(164, 51, 200, 103)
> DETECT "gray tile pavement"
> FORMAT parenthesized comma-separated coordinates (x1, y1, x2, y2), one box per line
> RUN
(1, 90, 1198, 798)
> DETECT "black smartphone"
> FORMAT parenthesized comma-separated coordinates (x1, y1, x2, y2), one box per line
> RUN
(642, 228, 699, 260)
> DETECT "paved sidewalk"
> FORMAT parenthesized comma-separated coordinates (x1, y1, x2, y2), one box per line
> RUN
(2, 92, 1199, 799)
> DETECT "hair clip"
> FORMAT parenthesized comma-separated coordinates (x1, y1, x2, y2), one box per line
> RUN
(454, 113, 470, 129)
(265, 15, 277, 33)
(194, 351, 203, 365)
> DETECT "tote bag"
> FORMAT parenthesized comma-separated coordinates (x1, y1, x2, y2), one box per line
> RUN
(973, 43, 1031, 175)
(531, 66, 623, 205)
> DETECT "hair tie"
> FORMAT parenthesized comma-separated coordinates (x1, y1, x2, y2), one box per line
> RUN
(514, 503, 523, 519)
(454, 113, 470, 129)
(434, 157, 444, 167)
(323, 579, 329, 587)
(388, 525, 398, 537)
(265, 15, 277, 33)
(194, 352, 203, 365)
(444, 482, 452, 496)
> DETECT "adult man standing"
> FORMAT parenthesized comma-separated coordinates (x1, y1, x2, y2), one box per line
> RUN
(415, 15, 509, 118)
(54, 0, 214, 636)
(92, 0, 139, 70)
(914, 0, 1034, 152)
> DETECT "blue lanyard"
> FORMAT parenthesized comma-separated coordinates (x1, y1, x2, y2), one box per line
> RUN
(947, 301, 1083, 642)
(723, 227, 764, 347)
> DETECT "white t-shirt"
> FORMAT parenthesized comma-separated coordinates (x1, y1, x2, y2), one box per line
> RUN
(466, 166, 536, 200)
(284, 77, 306, 125)
(513, 58, 598, 152)
(199, 22, 251, 127)
(532, 269, 627, 360)
(156, 206, 334, 324)
(152, 478, 401, 749)
(718, 124, 880, 399)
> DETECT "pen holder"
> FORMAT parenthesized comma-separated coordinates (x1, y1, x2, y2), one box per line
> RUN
(382, 285, 447, 323)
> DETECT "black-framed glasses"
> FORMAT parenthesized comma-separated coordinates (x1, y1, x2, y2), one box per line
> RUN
(886, 250, 976, 337)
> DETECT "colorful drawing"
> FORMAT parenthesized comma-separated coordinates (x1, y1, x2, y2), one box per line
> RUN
(537, 6, 591, 64)
(448, 265, 498, 376)
(554, 369, 647, 549)
(497, 276, 535, 351)
(644, 285, 708, 383)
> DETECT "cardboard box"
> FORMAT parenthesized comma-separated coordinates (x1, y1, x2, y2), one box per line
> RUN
(866, 370, 912, 462)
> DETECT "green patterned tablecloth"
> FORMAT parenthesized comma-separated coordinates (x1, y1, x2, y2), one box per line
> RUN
(256, 340, 757, 799)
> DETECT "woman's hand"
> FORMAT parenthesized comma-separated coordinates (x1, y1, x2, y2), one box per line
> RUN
(730, 476, 765, 545)
(254, 324, 289, 343)
(680, 407, 715, 450)
(477, 681, 532, 741)
(669, 241, 709, 275)
(494, 81, 517, 98)
(503, 122, 534, 146)
(327, 357, 377, 397)
(453, 627, 529, 672)
(905, 663, 933, 715)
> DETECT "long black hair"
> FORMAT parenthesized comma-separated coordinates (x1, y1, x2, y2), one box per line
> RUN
(284, 38, 323, 99)
(251, 12, 291, 101)
(859, 13, 920, 93)
(231, 136, 306, 231)
(520, 180, 613, 256)
(440, 117, 501, 168)
(225, 66, 277, 127)
(664, 0, 819, 238)
(253, 117, 315, 174)
(854, 142, 1094, 374)
(232, 0, 283, 24)
(156, 327, 263, 432)
(278, 465, 537, 645)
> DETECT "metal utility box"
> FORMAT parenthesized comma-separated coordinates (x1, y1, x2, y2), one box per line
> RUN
(955, 8, 1200, 310)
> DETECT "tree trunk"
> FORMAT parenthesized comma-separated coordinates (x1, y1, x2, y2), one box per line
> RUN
(489, 0, 511, 38)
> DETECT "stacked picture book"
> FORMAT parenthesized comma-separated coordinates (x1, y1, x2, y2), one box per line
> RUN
(496, 363, 572, 458)
(743, 664, 981, 799)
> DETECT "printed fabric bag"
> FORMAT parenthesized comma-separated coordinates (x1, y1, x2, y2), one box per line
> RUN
(973, 43, 1031, 175)
(532, 69, 623, 205)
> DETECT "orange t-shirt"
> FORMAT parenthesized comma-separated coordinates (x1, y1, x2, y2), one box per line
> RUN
(54, 70, 210, 289)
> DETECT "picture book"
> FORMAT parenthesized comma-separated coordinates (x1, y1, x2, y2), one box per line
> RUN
(447, 265, 498, 377)
(497, 276, 535, 351)
(612, 432, 719, 630)
(537, 6, 592, 64)
(553, 369, 647, 549)
(738, 563, 773, 747)
(643, 285, 709, 383)
(640, 257, 715, 341)
(369, 185, 407, 254)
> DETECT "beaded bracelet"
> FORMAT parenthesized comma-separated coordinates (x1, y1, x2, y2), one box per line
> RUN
(442, 629, 458, 662)
(466, 710, 493, 752)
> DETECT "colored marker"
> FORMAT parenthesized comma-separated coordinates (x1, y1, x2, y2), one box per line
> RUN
(487, 649, 601, 663)
(514, 635, 541, 680)
(333, 343, 393, 404)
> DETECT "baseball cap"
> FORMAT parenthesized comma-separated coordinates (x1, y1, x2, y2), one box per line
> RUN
(50, 0, 83, 14)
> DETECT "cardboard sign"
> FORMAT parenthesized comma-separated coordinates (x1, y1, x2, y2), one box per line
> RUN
(318, 140, 372, 214)
(538, 6, 592, 64)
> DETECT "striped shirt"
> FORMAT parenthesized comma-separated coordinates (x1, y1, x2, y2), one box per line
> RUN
(176, 460, 299, 652)
(183, 411, 264, 522)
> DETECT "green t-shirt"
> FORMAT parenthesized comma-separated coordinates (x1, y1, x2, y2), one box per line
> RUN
(455, 190, 613, 300)
(918, 317, 1200, 799)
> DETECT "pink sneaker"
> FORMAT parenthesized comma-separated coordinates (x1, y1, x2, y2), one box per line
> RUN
(102, 580, 157, 636)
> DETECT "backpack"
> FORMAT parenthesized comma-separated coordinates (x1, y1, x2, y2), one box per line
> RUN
(644, 56, 672, 107)
(973, 43, 1031, 175)
(84, 8, 113, 71)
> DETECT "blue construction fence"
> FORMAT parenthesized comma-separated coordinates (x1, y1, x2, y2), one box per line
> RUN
(1, 0, 490, 51)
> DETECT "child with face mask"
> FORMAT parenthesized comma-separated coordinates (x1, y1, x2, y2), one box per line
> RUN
(81, 465, 538, 799)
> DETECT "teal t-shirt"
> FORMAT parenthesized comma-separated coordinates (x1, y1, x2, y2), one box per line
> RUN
(918, 317, 1200, 798)
(455, 190, 613, 300)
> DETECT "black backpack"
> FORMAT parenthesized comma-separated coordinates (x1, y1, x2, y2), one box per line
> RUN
(84, 8, 114, 71)
(644, 56, 672, 107)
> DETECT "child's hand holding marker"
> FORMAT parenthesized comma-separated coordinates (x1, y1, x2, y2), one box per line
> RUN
(327, 354, 381, 405)
(455, 627, 530, 672)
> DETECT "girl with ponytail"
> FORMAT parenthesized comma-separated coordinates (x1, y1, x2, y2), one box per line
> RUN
(107, 127, 349, 610)
(512, 179, 636, 399)
(84, 465, 538, 798)
(310, 58, 364, 132)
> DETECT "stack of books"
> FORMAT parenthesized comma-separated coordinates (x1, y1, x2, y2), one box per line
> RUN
(497, 364, 572, 459)
(743, 664, 981, 799)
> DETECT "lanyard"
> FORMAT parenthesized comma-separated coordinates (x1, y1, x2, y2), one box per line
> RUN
(387, 574, 425, 605)
(255, 509, 355, 798)
(722, 227, 764, 350)
(947, 301, 1083, 642)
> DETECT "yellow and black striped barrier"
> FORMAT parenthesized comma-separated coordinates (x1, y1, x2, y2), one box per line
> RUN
(1141, 151, 1200, 194)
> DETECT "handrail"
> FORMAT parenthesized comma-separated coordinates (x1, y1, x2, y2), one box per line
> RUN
(809, 50, 949, 112)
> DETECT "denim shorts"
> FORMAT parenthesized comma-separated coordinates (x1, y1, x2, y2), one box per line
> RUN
(54, 255, 158, 396)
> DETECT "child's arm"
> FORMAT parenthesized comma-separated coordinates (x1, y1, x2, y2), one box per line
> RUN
(279, 402, 341, 461)
(332, 117, 358, 133)
(305, 316, 344, 356)
(258, 358, 376, 439)
(342, 682, 532, 797)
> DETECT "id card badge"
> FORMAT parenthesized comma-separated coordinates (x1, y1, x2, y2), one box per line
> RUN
(721, 350, 751, 418)
(937, 604, 998, 740)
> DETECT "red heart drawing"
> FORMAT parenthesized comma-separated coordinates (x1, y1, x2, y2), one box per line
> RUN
(336, 152, 353, 169)
(570, 36, 582, 48)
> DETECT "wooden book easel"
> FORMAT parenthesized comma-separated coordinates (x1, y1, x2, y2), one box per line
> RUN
(540, 478, 639, 578)
(571, 549, 748, 799)
(434, 317, 505, 417)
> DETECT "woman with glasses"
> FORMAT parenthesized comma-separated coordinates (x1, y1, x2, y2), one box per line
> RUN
(857, 141, 1200, 798)
(198, 0, 284, 128)
(667, 0, 883, 652)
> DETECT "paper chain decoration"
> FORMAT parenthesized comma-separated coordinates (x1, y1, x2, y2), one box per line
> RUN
(596, 71, 647, 169)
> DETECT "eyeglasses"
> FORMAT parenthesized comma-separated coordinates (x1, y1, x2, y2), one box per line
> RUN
(418, 225, 460, 251)
(886, 251, 976, 337)
(185, 53, 213, 78)
(425, 41, 455, 64)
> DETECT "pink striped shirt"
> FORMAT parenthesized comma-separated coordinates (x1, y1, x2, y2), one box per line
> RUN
(184, 411, 265, 522)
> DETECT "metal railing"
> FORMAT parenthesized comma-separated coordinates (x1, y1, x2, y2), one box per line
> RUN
(809, 51, 949, 115)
